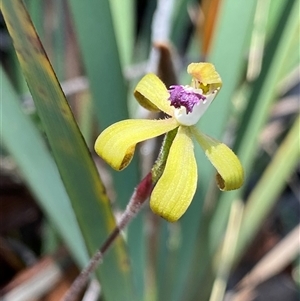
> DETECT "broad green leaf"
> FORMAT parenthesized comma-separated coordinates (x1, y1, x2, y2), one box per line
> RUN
(235, 115, 300, 261)
(109, 0, 135, 67)
(171, 0, 194, 52)
(1, 1, 135, 300)
(210, 0, 299, 248)
(63, 0, 124, 129)
(67, 0, 140, 209)
(67, 1, 145, 298)
(202, 2, 299, 300)
(0, 66, 89, 268)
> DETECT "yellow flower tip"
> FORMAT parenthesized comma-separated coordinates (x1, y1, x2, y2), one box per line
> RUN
(134, 73, 173, 116)
(150, 201, 188, 222)
(212, 144, 244, 191)
(119, 145, 135, 170)
(187, 62, 223, 91)
(216, 173, 226, 190)
(191, 128, 244, 191)
(134, 90, 160, 112)
(216, 165, 244, 191)
(94, 127, 135, 171)
(150, 179, 197, 222)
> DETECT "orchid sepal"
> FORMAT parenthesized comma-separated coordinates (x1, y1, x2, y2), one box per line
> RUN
(191, 127, 244, 191)
(94, 118, 178, 171)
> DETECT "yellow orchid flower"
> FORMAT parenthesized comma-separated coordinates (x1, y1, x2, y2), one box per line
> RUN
(95, 63, 244, 222)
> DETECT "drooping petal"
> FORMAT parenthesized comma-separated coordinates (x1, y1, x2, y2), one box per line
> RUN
(191, 127, 244, 191)
(134, 73, 173, 116)
(150, 126, 198, 222)
(95, 118, 178, 171)
(187, 63, 222, 92)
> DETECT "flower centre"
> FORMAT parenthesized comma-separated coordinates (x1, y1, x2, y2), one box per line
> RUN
(168, 84, 219, 126)
(168, 85, 206, 114)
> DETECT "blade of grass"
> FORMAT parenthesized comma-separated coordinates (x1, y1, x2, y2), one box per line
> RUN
(197, 5, 299, 298)
(51, 0, 65, 81)
(0, 66, 89, 267)
(265, 0, 289, 41)
(171, 0, 194, 55)
(209, 201, 244, 301)
(202, 2, 299, 298)
(210, 0, 299, 251)
(1, 1, 135, 300)
(66, 2, 145, 298)
(67, 0, 139, 212)
(234, 0, 297, 174)
(109, 0, 134, 67)
(235, 115, 300, 260)
(26, 0, 44, 37)
(239, 223, 300, 289)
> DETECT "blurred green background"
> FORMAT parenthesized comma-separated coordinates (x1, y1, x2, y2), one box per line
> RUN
(0, 0, 299, 300)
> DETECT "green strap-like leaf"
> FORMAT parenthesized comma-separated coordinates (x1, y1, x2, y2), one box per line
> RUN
(0, 66, 89, 268)
(211, 0, 299, 249)
(235, 115, 300, 262)
(1, 1, 135, 300)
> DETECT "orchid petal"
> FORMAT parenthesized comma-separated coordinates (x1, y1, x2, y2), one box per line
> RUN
(192, 127, 244, 191)
(134, 73, 173, 116)
(95, 119, 178, 171)
(150, 126, 197, 222)
(187, 63, 222, 91)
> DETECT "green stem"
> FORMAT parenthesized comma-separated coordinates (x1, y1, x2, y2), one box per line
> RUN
(151, 127, 178, 183)
(62, 128, 178, 301)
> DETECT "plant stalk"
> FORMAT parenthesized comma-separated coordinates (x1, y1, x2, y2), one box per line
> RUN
(62, 129, 177, 301)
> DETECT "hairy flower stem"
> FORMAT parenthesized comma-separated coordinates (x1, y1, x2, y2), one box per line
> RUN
(152, 127, 178, 183)
(62, 130, 177, 301)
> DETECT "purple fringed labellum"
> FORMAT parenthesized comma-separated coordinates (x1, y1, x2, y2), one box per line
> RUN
(168, 85, 206, 114)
